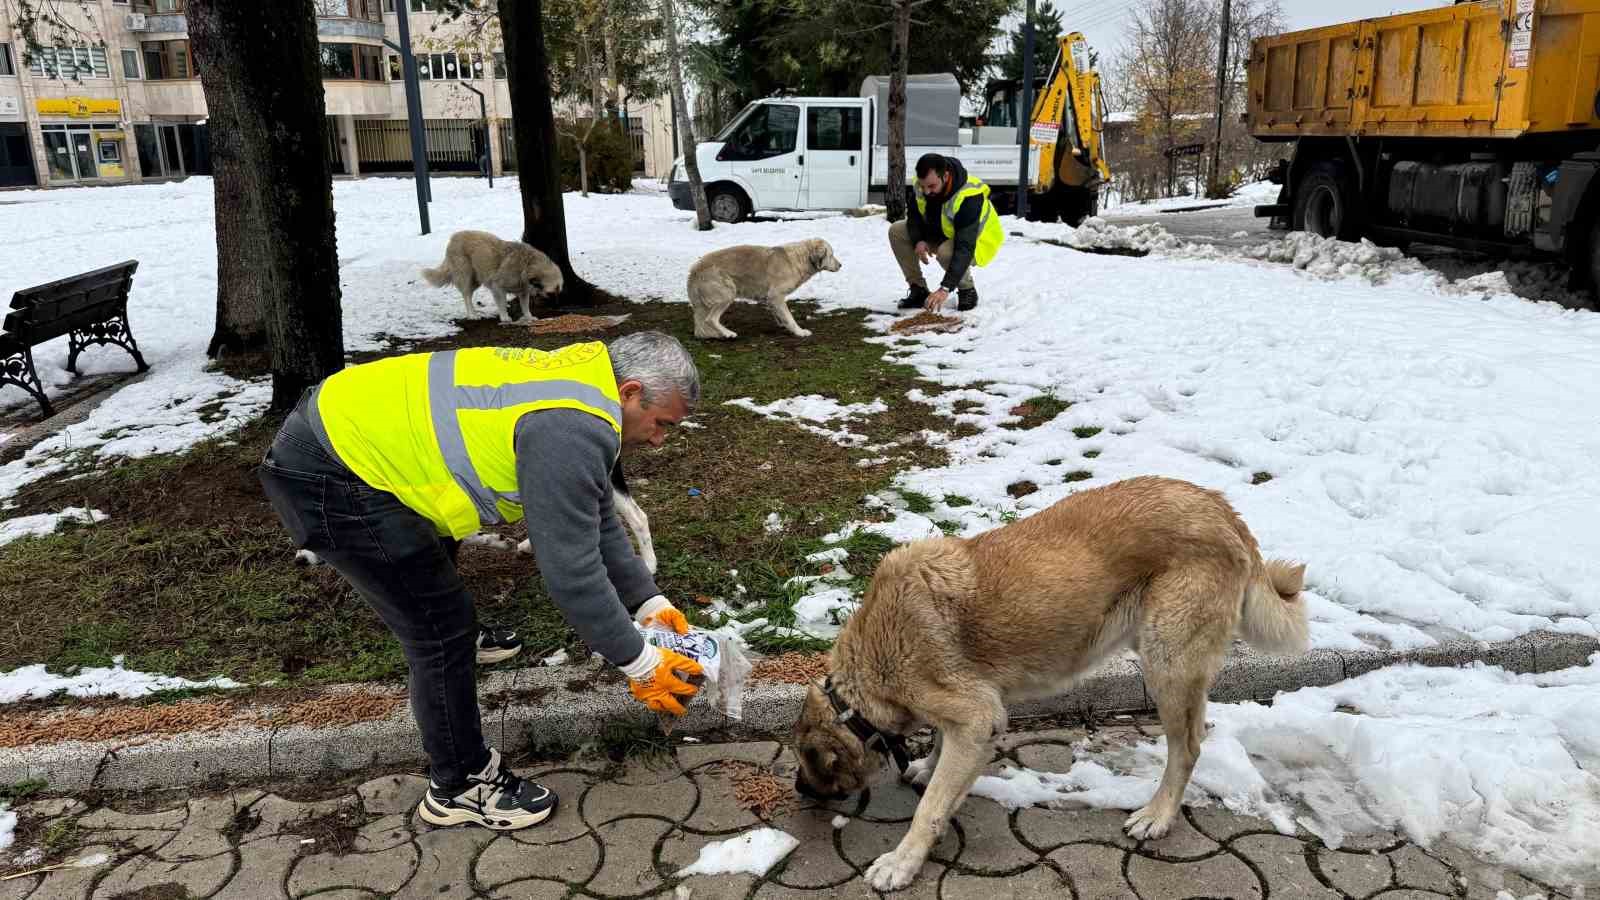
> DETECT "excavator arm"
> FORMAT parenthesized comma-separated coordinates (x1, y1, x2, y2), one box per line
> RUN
(1028, 32, 1111, 196)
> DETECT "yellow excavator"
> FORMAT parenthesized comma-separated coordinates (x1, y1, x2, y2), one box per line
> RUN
(1030, 32, 1112, 223)
(977, 32, 1111, 224)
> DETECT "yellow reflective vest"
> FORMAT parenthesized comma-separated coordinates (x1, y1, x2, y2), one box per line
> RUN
(915, 174, 1005, 267)
(312, 342, 623, 539)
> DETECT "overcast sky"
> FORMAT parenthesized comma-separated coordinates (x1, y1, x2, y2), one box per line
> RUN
(1065, 0, 1449, 68)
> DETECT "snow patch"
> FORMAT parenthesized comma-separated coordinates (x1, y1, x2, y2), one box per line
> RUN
(0, 507, 107, 546)
(724, 395, 887, 447)
(0, 655, 242, 704)
(675, 827, 799, 877)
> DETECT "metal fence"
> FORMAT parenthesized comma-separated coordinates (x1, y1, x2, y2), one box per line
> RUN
(495, 118, 648, 174)
(354, 119, 486, 172)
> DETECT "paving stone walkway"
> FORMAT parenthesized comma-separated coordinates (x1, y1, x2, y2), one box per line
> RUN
(4, 725, 1587, 900)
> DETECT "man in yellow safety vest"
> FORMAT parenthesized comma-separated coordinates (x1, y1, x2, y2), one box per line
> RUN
(889, 152, 1006, 313)
(259, 331, 703, 832)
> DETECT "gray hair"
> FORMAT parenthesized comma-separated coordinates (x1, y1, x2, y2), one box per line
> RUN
(608, 331, 700, 408)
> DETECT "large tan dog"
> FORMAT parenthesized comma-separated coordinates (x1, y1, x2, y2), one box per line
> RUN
(687, 239, 842, 339)
(422, 230, 563, 323)
(792, 476, 1310, 892)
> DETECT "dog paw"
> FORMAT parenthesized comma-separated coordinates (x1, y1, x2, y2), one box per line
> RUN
(294, 550, 323, 568)
(902, 757, 935, 787)
(865, 848, 924, 892)
(790, 328, 813, 338)
(1124, 803, 1178, 840)
(516, 539, 532, 556)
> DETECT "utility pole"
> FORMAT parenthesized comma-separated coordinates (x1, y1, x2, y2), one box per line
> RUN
(392, 3, 431, 233)
(1208, 0, 1231, 197)
(1016, 0, 1036, 220)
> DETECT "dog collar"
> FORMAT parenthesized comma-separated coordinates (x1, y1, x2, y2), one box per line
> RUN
(823, 677, 911, 773)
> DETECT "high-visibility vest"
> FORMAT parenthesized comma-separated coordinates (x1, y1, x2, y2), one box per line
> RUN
(312, 342, 623, 539)
(915, 173, 1005, 266)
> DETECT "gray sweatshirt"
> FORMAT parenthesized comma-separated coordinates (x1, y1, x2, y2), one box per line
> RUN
(513, 408, 657, 668)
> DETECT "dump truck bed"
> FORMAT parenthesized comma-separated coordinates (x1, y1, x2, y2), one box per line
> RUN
(1247, 0, 1600, 140)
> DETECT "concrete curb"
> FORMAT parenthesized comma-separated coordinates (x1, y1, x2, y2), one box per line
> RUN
(5, 630, 1596, 792)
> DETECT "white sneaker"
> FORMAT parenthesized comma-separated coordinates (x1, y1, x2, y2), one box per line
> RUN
(416, 748, 557, 830)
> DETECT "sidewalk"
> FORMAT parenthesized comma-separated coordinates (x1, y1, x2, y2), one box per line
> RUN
(5, 724, 1582, 900)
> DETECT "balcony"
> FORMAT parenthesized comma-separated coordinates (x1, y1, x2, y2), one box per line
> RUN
(315, 0, 385, 41)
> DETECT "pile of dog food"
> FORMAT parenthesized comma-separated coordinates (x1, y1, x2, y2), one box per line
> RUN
(529, 314, 626, 335)
(889, 311, 963, 334)
(750, 651, 831, 685)
(0, 689, 405, 748)
(720, 760, 796, 818)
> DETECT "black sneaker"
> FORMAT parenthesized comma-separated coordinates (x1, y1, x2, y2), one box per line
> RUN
(897, 284, 930, 310)
(476, 625, 522, 665)
(957, 287, 978, 311)
(417, 748, 557, 830)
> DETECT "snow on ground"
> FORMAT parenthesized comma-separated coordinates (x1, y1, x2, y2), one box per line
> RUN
(1101, 179, 1280, 214)
(3, 176, 1598, 650)
(0, 507, 105, 546)
(0, 655, 242, 703)
(0, 803, 13, 852)
(724, 395, 888, 447)
(966, 655, 1600, 889)
(675, 827, 799, 877)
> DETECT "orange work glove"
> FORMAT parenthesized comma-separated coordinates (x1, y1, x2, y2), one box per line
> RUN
(634, 595, 690, 635)
(623, 645, 704, 716)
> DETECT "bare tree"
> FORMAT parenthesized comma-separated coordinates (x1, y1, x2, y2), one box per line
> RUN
(188, 0, 344, 408)
(499, 0, 599, 303)
(884, 0, 912, 222)
(662, 0, 711, 229)
(1119, 0, 1215, 196)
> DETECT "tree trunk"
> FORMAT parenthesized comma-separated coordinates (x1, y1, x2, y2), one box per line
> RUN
(602, 16, 621, 116)
(577, 142, 590, 197)
(885, 0, 911, 223)
(501, 0, 597, 304)
(661, 0, 711, 230)
(204, 86, 267, 361)
(188, 0, 344, 410)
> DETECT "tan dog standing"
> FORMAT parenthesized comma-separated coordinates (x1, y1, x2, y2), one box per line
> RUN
(422, 230, 563, 323)
(687, 239, 842, 339)
(792, 476, 1310, 892)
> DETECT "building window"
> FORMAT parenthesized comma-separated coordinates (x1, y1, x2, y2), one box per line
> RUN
(417, 52, 471, 81)
(132, 0, 186, 12)
(0, 44, 14, 77)
(121, 48, 141, 79)
(141, 40, 195, 80)
(493, 51, 506, 79)
(314, 0, 382, 21)
(320, 43, 384, 82)
(409, 0, 439, 10)
(384, 0, 395, 11)
(28, 45, 111, 80)
(387, 53, 401, 80)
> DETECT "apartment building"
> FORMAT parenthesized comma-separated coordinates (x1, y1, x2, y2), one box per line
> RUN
(0, 0, 676, 189)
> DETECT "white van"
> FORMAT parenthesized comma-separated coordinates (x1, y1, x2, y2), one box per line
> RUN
(668, 74, 1027, 222)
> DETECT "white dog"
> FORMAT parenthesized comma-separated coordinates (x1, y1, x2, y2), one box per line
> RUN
(421, 230, 563, 323)
(687, 239, 842, 339)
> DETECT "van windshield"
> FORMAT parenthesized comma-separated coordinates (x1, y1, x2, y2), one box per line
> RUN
(712, 103, 758, 142)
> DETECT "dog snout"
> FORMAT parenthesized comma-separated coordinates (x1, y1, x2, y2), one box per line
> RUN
(794, 774, 848, 802)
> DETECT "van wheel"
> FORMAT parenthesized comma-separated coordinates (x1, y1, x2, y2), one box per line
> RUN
(1293, 160, 1360, 240)
(707, 187, 747, 223)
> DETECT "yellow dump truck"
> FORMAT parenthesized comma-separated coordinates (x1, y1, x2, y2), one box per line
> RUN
(1247, 0, 1600, 303)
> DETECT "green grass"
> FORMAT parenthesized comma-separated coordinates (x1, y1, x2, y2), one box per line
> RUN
(1004, 394, 1073, 430)
(1083, 449, 1101, 459)
(942, 494, 973, 507)
(1063, 470, 1094, 483)
(899, 491, 936, 514)
(1072, 426, 1103, 439)
(2, 779, 48, 804)
(0, 300, 954, 688)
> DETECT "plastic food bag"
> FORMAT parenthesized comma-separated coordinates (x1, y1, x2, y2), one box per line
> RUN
(639, 625, 752, 731)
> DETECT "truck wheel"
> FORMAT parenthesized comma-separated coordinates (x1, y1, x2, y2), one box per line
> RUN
(1293, 161, 1360, 241)
(1583, 220, 1600, 311)
(706, 187, 747, 223)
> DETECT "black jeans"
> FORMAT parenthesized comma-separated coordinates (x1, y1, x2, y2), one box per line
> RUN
(257, 401, 488, 790)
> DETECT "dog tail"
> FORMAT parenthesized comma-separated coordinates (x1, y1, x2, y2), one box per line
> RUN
(1237, 559, 1310, 655)
(420, 261, 451, 288)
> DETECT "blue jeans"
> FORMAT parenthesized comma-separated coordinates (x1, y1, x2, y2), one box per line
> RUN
(257, 400, 489, 789)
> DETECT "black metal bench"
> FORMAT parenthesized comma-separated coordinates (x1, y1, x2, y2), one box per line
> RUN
(1, 260, 148, 418)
